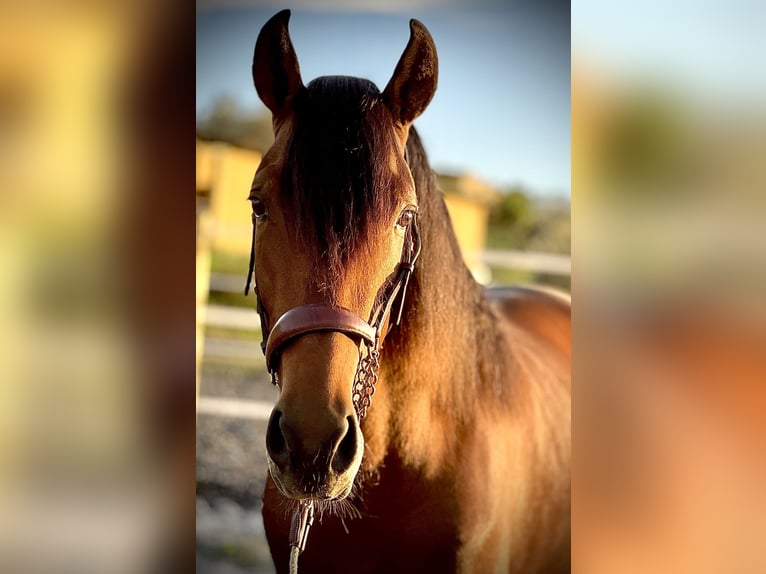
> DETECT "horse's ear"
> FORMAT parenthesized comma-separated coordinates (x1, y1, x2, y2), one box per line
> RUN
(252, 9, 304, 118)
(383, 19, 438, 128)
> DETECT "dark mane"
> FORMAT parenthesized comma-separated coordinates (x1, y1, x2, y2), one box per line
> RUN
(402, 127, 438, 205)
(393, 126, 516, 416)
(281, 76, 403, 280)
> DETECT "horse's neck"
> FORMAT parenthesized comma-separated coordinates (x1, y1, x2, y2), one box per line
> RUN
(404, 130, 488, 357)
(364, 147, 506, 474)
(400, 177, 498, 402)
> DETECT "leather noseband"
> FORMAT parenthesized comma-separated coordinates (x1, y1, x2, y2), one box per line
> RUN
(264, 304, 376, 374)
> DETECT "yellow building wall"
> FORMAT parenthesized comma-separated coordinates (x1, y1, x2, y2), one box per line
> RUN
(196, 140, 215, 192)
(443, 194, 488, 257)
(442, 194, 490, 281)
(197, 141, 262, 256)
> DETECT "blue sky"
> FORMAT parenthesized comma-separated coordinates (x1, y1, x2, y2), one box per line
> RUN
(573, 0, 766, 107)
(197, 1, 570, 197)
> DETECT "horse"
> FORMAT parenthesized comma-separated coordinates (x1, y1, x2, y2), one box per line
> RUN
(246, 10, 570, 573)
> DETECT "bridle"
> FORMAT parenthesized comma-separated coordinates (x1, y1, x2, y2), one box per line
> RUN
(244, 201, 421, 421)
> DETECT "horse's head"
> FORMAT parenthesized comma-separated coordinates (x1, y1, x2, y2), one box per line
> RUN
(250, 10, 437, 501)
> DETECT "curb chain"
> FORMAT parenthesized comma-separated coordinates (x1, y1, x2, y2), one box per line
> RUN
(352, 342, 381, 420)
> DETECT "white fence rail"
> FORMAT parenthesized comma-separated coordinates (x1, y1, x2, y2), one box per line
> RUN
(477, 250, 571, 276)
(208, 250, 570, 294)
(199, 249, 571, 417)
(198, 397, 273, 420)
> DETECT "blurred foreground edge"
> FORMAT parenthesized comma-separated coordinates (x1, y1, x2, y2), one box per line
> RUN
(0, 1, 195, 573)
(572, 35, 766, 574)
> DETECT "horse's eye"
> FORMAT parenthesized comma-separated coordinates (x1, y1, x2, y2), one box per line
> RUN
(251, 197, 267, 221)
(396, 207, 416, 229)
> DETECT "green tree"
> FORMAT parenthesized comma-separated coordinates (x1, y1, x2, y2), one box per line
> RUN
(490, 188, 533, 227)
(487, 187, 534, 250)
(487, 188, 570, 255)
(196, 95, 274, 152)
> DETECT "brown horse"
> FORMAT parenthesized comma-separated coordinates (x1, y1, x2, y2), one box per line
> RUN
(247, 10, 570, 573)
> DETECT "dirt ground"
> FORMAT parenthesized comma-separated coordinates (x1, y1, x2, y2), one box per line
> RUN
(197, 361, 278, 573)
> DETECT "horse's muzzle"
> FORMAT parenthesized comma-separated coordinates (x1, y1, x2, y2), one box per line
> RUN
(265, 408, 363, 500)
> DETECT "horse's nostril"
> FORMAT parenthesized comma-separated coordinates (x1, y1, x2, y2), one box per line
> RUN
(332, 415, 359, 474)
(268, 408, 361, 480)
(266, 409, 288, 468)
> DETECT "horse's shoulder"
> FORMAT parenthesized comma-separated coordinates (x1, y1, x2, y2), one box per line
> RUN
(486, 285, 571, 360)
(486, 284, 570, 317)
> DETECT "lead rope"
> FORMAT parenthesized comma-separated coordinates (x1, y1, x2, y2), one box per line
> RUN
(288, 500, 314, 574)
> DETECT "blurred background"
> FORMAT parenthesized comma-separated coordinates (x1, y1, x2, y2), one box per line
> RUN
(573, 1, 766, 572)
(0, 0, 195, 572)
(195, 2, 570, 572)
